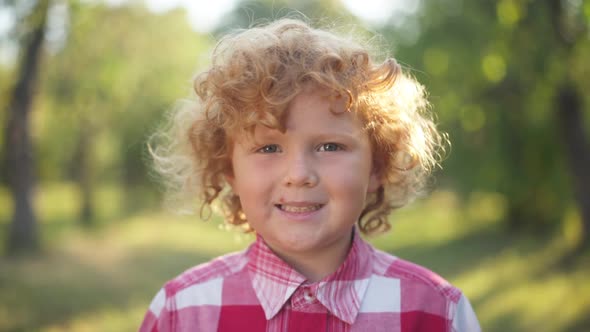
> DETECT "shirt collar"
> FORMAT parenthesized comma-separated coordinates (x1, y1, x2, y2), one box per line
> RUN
(246, 229, 374, 324)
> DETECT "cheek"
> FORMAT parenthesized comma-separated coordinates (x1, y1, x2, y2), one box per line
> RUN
(232, 159, 277, 198)
(322, 160, 373, 196)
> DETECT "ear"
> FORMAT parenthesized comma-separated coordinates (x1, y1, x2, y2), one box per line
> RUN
(225, 173, 235, 189)
(367, 166, 382, 193)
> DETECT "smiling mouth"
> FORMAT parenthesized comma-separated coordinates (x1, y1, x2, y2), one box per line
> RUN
(275, 204, 323, 213)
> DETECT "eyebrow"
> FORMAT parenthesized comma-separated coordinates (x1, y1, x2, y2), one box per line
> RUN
(254, 130, 360, 140)
(250, 125, 365, 144)
(313, 133, 359, 141)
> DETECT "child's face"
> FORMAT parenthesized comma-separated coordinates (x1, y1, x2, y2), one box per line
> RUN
(227, 89, 381, 263)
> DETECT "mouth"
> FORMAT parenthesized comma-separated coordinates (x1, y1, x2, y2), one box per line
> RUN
(275, 203, 324, 213)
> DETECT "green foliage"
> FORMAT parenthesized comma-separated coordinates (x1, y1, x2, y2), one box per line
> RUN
(216, 0, 359, 33)
(380, 0, 589, 230)
(0, 185, 588, 331)
(36, 2, 213, 186)
(0, 0, 585, 229)
(1, 0, 588, 330)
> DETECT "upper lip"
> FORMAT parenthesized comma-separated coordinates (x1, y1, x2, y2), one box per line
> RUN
(275, 201, 324, 207)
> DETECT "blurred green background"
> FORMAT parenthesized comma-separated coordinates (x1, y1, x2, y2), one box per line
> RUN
(1, 0, 590, 331)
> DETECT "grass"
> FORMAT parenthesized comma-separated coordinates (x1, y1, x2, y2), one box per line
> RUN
(0, 184, 589, 331)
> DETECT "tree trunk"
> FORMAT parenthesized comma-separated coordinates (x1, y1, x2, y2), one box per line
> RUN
(549, 0, 590, 251)
(75, 124, 95, 225)
(4, 0, 50, 255)
(555, 83, 590, 250)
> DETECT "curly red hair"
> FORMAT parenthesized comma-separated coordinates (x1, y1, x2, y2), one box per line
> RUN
(150, 18, 446, 235)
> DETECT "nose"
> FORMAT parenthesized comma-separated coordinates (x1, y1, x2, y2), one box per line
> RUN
(283, 151, 318, 187)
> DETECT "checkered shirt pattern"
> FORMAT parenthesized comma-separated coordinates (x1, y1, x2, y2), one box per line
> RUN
(139, 232, 480, 332)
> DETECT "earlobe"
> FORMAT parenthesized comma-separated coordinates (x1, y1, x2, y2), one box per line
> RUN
(225, 174, 235, 189)
(367, 171, 382, 193)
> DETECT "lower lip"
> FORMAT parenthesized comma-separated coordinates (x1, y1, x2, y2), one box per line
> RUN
(276, 205, 324, 221)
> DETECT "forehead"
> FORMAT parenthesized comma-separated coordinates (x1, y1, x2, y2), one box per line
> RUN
(228, 87, 368, 144)
(282, 88, 364, 133)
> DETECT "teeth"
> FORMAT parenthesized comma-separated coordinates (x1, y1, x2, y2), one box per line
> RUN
(279, 204, 322, 213)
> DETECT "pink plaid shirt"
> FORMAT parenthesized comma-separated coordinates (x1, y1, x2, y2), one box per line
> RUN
(139, 232, 480, 332)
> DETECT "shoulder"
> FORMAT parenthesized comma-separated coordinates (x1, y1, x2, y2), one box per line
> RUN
(363, 248, 481, 331)
(163, 249, 249, 298)
(370, 248, 462, 303)
(139, 249, 251, 331)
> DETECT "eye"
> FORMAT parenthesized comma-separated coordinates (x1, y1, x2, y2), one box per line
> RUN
(257, 144, 281, 153)
(318, 143, 342, 152)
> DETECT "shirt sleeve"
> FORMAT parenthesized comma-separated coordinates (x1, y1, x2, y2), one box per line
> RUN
(139, 288, 170, 332)
(451, 294, 481, 332)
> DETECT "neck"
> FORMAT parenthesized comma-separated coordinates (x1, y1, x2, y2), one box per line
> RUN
(266, 230, 355, 282)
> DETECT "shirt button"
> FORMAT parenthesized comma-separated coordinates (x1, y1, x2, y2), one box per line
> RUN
(303, 289, 315, 302)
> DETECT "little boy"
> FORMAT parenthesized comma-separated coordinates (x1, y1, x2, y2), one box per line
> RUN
(140, 18, 481, 332)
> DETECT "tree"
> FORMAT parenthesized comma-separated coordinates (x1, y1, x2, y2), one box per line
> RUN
(380, 0, 590, 247)
(549, 0, 590, 251)
(3, 0, 50, 254)
(39, 2, 212, 221)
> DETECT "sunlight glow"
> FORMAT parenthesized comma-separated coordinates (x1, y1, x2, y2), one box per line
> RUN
(120, 0, 421, 32)
(143, 0, 238, 32)
(341, 0, 421, 25)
